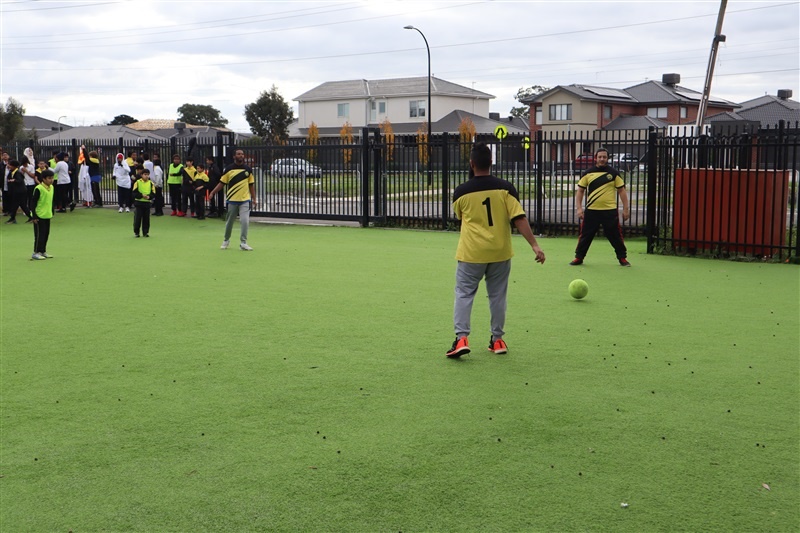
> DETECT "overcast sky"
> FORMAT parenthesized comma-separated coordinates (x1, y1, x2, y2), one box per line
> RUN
(2, 0, 798, 133)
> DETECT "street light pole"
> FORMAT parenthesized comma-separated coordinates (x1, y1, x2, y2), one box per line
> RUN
(404, 25, 432, 185)
(57, 116, 67, 149)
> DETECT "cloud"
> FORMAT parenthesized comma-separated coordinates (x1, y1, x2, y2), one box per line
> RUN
(2, 1, 797, 131)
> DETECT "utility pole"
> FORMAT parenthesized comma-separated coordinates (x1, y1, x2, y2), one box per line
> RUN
(695, 0, 728, 133)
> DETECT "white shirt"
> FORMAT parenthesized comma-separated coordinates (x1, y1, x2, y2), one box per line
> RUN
(112, 160, 131, 188)
(54, 161, 71, 184)
(151, 166, 164, 188)
(22, 164, 36, 186)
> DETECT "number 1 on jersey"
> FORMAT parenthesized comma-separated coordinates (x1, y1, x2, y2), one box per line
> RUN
(482, 197, 494, 226)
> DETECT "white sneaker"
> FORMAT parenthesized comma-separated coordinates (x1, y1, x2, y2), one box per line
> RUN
(220, 240, 230, 249)
(118, 207, 124, 213)
(31, 253, 45, 260)
(125, 207, 130, 213)
(42, 252, 53, 259)
(240, 243, 253, 251)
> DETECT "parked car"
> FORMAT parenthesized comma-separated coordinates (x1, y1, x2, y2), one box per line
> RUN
(610, 153, 639, 171)
(573, 154, 595, 172)
(270, 158, 322, 178)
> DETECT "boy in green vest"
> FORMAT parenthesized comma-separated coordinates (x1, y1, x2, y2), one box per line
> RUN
(167, 154, 184, 216)
(31, 169, 55, 260)
(132, 169, 155, 238)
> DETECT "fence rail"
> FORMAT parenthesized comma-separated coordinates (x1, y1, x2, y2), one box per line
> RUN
(4, 121, 798, 260)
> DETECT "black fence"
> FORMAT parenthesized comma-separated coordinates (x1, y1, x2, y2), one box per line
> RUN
(4, 121, 798, 260)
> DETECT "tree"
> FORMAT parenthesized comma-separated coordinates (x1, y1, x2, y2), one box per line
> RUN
(176, 103, 229, 127)
(379, 118, 395, 162)
(457, 117, 476, 164)
(0, 97, 25, 143)
(509, 85, 549, 119)
(307, 122, 320, 162)
(108, 114, 137, 126)
(243, 86, 294, 143)
(416, 121, 429, 167)
(340, 122, 353, 167)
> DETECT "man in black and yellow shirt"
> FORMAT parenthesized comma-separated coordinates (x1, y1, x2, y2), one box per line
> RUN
(446, 143, 545, 358)
(571, 148, 631, 266)
(207, 149, 257, 251)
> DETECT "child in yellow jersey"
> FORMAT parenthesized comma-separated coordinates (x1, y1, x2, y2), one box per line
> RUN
(132, 169, 155, 238)
(180, 157, 197, 217)
(193, 163, 210, 220)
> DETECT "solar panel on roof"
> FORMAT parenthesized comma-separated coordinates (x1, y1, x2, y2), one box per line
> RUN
(675, 89, 703, 100)
(584, 87, 632, 99)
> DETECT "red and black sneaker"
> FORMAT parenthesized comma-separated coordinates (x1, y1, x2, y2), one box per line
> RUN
(488, 338, 508, 354)
(446, 337, 470, 358)
(569, 258, 584, 266)
(619, 258, 631, 267)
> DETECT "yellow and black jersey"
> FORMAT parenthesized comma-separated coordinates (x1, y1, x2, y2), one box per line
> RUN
(578, 166, 625, 211)
(453, 175, 526, 263)
(193, 171, 209, 188)
(220, 163, 255, 202)
(181, 166, 197, 186)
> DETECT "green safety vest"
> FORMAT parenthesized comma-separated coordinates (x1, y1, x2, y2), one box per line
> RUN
(34, 183, 54, 219)
(167, 163, 183, 185)
(134, 180, 155, 202)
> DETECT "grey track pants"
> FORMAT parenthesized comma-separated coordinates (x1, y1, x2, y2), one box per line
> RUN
(453, 260, 511, 340)
(224, 201, 250, 243)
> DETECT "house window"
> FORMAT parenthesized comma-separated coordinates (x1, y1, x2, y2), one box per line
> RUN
(410, 100, 426, 118)
(535, 107, 542, 125)
(370, 100, 387, 122)
(337, 103, 349, 118)
(647, 107, 668, 119)
(549, 104, 572, 121)
(680, 106, 688, 119)
(603, 105, 612, 120)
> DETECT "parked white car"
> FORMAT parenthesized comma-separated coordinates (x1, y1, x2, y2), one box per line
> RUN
(610, 153, 639, 171)
(270, 158, 322, 178)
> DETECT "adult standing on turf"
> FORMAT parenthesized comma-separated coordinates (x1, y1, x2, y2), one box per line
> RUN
(113, 153, 132, 213)
(446, 142, 545, 358)
(53, 153, 72, 213)
(205, 155, 222, 218)
(167, 154, 184, 216)
(570, 148, 630, 267)
(4, 160, 33, 224)
(207, 149, 257, 251)
(84, 147, 103, 207)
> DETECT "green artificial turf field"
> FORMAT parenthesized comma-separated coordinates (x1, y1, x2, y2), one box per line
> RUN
(1, 208, 798, 532)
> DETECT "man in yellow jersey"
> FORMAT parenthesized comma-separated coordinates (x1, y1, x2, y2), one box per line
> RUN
(570, 148, 631, 266)
(446, 143, 545, 358)
(207, 149, 257, 251)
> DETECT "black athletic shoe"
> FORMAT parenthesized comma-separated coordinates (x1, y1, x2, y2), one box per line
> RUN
(619, 258, 631, 267)
(569, 258, 584, 266)
(446, 337, 470, 358)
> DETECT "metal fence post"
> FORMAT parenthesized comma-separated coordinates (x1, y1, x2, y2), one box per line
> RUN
(441, 132, 450, 229)
(646, 128, 659, 254)
(534, 130, 544, 234)
(360, 127, 370, 227)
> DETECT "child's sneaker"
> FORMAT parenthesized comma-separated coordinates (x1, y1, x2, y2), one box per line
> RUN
(220, 240, 230, 249)
(619, 258, 631, 267)
(488, 338, 508, 354)
(446, 336, 470, 358)
(31, 253, 46, 260)
(42, 253, 53, 259)
(569, 258, 584, 266)
(240, 243, 253, 251)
